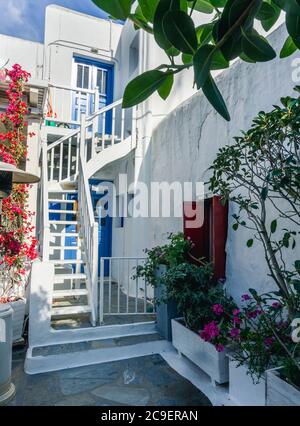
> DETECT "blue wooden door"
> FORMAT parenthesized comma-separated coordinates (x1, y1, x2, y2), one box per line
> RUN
(72, 57, 114, 132)
(90, 180, 112, 277)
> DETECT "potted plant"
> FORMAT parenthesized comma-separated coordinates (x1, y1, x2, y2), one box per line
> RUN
(163, 262, 236, 385)
(134, 233, 192, 340)
(224, 292, 291, 406)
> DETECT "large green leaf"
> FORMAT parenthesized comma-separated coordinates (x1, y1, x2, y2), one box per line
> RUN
(280, 36, 298, 58)
(163, 10, 198, 54)
(241, 28, 276, 62)
(216, 0, 261, 60)
(138, 0, 159, 22)
(286, 0, 300, 48)
(202, 75, 230, 121)
(158, 73, 174, 99)
(153, 0, 181, 50)
(211, 49, 230, 69)
(194, 44, 215, 89)
(189, 0, 214, 13)
(123, 70, 171, 108)
(256, 2, 281, 32)
(92, 0, 132, 20)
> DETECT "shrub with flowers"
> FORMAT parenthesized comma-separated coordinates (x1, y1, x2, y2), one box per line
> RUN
(201, 289, 300, 387)
(0, 64, 37, 303)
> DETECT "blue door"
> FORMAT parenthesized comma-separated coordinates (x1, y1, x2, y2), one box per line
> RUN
(72, 57, 114, 133)
(90, 179, 113, 277)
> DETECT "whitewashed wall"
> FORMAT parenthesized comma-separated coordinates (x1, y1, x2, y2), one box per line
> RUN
(0, 35, 44, 81)
(115, 23, 300, 303)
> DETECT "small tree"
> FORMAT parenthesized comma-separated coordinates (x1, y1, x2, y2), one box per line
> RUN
(209, 88, 300, 381)
(93, 0, 300, 121)
(210, 87, 300, 318)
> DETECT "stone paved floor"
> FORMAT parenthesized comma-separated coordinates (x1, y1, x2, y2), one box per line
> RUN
(9, 346, 212, 406)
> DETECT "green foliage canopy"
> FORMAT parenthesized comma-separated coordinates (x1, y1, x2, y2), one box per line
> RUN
(92, 0, 299, 120)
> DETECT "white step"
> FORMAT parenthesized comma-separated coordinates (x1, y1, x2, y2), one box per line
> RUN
(50, 220, 78, 225)
(53, 289, 88, 298)
(49, 199, 77, 204)
(54, 273, 86, 283)
(50, 245, 80, 250)
(51, 233, 80, 237)
(49, 190, 77, 194)
(52, 305, 91, 316)
(49, 210, 77, 215)
(50, 259, 84, 265)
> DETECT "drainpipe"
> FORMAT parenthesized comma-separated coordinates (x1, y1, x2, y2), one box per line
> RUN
(0, 304, 15, 405)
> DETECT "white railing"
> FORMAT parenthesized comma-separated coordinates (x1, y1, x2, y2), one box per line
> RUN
(47, 129, 80, 182)
(40, 140, 51, 261)
(82, 99, 136, 163)
(78, 144, 99, 326)
(46, 83, 99, 126)
(46, 100, 136, 183)
(99, 257, 155, 325)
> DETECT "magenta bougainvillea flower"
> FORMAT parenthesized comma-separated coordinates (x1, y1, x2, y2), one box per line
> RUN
(241, 294, 250, 301)
(212, 304, 224, 316)
(200, 321, 220, 342)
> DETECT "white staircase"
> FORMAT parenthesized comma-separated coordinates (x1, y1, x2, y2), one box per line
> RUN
(47, 189, 95, 326)
(25, 97, 160, 375)
(37, 99, 137, 329)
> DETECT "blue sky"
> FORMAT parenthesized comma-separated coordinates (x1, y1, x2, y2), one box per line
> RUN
(1, 1, 111, 42)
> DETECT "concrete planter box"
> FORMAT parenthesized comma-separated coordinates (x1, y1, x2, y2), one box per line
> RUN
(266, 367, 300, 406)
(171, 318, 229, 385)
(9, 298, 26, 342)
(155, 265, 179, 341)
(0, 304, 15, 405)
(229, 357, 265, 406)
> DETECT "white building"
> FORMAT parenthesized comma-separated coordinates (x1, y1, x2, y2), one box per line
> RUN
(0, 4, 298, 376)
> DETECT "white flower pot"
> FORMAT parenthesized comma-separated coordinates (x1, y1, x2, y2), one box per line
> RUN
(266, 367, 300, 406)
(171, 318, 229, 385)
(228, 357, 265, 406)
(9, 298, 26, 342)
(0, 304, 15, 405)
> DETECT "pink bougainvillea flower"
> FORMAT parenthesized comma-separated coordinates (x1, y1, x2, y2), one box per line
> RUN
(212, 304, 224, 316)
(230, 328, 240, 338)
(233, 309, 240, 316)
(233, 316, 241, 325)
(264, 337, 275, 347)
(215, 343, 225, 353)
(272, 302, 281, 309)
(200, 321, 220, 342)
(242, 294, 251, 301)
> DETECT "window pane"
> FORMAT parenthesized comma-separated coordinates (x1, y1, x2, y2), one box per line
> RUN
(83, 66, 89, 89)
(77, 65, 83, 88)
(96, 69, 102, 91)
(102, 71, 107, 95)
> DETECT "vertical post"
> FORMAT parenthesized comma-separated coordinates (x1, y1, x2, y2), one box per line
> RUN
(99, 258, 104, 325)
(131, 106, 137, 149)
(59, 142, 63, 182)
(92, 222, 99, 323)
(92, 87, 99, 158)
(121, 108, 125, 143)
(80, 113, 86, 162)
(42, 141, 50, 262)
(111, 107, 116, 145)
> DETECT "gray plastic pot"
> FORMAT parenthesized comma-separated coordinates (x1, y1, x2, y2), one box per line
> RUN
(0, 304, 15, 405)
